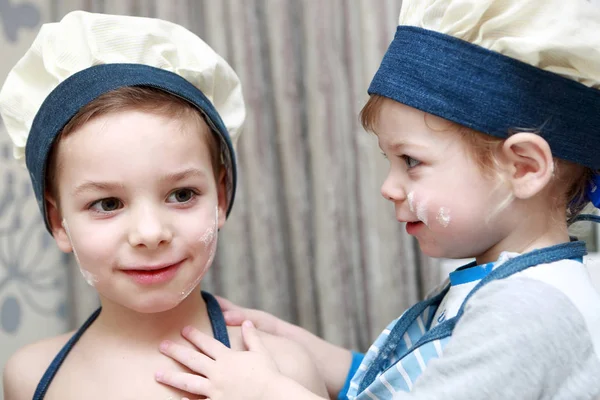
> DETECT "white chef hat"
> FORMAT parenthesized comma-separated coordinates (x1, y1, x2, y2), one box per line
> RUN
(368, 0, 600, 170)
(0, 11, 246, 231)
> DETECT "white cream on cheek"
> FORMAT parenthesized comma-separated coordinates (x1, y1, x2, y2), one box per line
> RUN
(416, 202, 429, 226)
(408, 191, 429, 226)
(198, 211, 217, 246)
(178, 206, 219, 300)
(408, 191, 415, 213)
(62, 219, 99, 287)
(436, 206, 451, 227)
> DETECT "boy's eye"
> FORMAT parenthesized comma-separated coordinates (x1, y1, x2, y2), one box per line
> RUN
(167, 188, 197, 203)
(403, 156, 421, 168)
(90, 198, 123, 212)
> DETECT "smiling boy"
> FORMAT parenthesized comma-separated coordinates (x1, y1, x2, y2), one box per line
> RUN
(0, 11, 327, 400)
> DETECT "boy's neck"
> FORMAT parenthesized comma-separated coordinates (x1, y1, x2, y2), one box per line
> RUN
(94, 289, 213, 346)
(475, 203, 570, 265)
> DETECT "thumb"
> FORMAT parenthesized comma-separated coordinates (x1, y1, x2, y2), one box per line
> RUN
(242, 320, 268, 353)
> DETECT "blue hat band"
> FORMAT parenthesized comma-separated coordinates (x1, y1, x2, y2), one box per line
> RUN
(26, 63, 237, 233)
(369, 26, 600, 170)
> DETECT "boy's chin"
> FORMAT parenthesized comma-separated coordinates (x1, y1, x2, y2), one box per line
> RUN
(416, 241, 445, 259)
(119, 293, 189, 314)
(417, 242, 471, 260)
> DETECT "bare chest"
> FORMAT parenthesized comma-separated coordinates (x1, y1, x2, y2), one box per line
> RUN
(42, 346, 198, 400)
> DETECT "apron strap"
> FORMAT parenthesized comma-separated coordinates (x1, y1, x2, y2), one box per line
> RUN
(357, 285, 450, 392)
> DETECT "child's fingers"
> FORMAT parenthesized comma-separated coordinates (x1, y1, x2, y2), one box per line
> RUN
(155, 370, 211, 395)
(215, 295, 241, 311)
(223, 309, 279, 334)
(159, 340, 213, 374)
(181, 326, 229, 359)
(241, 320, 268, 353)
(222, 310, 247, 326)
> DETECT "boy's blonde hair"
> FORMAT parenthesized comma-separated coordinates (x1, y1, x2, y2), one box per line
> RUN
(46, 87, 223, 201)
(360, 94, 592, 223)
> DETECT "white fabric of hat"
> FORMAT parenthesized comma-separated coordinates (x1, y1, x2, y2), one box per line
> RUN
(0, 10, 246, 162)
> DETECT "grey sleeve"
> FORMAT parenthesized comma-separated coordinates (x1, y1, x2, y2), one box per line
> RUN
(391, 278, 600, 400)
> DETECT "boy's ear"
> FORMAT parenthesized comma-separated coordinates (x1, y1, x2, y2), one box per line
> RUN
(216, 169, 228, 229)
(498, 132, 554, 199)
(45, 196, 73, 253)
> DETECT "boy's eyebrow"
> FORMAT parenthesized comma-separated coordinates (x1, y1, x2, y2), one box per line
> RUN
(380, 140, 407, 151)
(71, 169, 208, 196)
(72, 181, 125, 196)
(390, 141, 406, 150)
(389, 140, 430, 152)
(160, 168, 209, 183)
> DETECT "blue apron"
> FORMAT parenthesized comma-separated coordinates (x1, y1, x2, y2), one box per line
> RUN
(346, 241, 587, 399)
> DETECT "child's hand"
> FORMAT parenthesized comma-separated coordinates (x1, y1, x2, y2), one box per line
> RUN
(216, 295, 283, 335)
(156, 321, 282, 399)
(217, 296, 353, 398)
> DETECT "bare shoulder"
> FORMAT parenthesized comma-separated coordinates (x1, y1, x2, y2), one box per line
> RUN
(259, 331, 328, 397)
(3, 332, 74, 400)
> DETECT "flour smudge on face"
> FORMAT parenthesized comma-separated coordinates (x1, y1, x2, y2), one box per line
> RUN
(408, 191, 429, 226)
(417, 201, 429, 226)
(437, 207, 451, 227)
(408, 191, 415, 213)
(62, 219, 99, 287)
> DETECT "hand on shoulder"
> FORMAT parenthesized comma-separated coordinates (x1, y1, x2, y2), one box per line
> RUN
(258, 330, 329, 397)
(226, 324, 328, 397)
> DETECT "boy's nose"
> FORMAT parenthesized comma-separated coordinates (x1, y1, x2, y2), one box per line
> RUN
(381, 174, 406, 203)
(128, 206, 173, 249)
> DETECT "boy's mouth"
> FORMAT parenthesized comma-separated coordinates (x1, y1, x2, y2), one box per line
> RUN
(405, 221, 424, 235)
(122, 260, 185, 285)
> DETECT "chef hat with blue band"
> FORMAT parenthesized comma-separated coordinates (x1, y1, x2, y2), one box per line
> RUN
(0, 11, 245, 234)
(369, 0, 600, 212)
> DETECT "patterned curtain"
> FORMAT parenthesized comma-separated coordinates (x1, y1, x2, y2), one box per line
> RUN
(0, 1, 442, 391)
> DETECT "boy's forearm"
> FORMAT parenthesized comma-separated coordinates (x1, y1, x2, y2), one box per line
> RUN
(281, 321, 352, 398)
